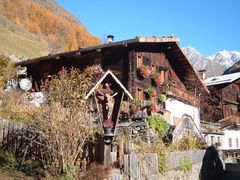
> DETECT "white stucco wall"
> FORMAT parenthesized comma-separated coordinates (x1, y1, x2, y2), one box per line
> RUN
(165, 98, 200, 128)
(222, 130, 240, 150)
(204, 134, 224, 148)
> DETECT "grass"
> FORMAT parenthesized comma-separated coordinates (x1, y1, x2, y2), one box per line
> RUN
(0, 167, 35, 180)
(0, 27, 50, 58)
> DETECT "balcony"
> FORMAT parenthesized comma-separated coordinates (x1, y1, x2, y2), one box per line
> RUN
(160, 83, 199, 105)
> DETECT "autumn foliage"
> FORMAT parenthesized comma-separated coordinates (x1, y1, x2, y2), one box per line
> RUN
(0, 0, 101, 51)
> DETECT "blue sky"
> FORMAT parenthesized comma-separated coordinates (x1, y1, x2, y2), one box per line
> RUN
(56, 0, 240, 56)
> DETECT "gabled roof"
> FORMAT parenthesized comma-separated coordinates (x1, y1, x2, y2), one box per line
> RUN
(15, 36, 180, 66)
(15, 36, 208, 93)
(201, 122, 224, 135)
(85, 70, 133, 100)
(204, 72, 240, 86)
(218, 116, 240, 125)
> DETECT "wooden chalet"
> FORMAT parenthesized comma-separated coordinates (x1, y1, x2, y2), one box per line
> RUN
(203, 73, 240, 156)
(204, 72, 240, 120)
(16, 36, 208, 134)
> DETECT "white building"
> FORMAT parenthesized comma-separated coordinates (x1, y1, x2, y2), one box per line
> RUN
(201, 117, 240, 151)
(165, 98, 200, 128)
(219, 116, 240, 150)
(201, 121, 224, 148)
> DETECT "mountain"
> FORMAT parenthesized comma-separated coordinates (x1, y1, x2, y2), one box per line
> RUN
(182, 47, 225, 77)
(207, 50, 240, 69)
(224, 60, 240, 74)
(0, 0, 101, 58)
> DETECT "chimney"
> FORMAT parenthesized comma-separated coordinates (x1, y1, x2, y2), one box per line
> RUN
(107, 35, 114, 43)
(198, 70, 206, 80)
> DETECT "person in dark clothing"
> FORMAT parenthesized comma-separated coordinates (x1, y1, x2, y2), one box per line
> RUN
(200, 145, 225, 180)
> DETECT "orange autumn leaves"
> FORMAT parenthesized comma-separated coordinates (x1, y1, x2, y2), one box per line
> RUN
(0, 0, 101, 51)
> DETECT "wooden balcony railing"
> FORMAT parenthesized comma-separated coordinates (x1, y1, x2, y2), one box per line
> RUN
(160, 84, 199, 105)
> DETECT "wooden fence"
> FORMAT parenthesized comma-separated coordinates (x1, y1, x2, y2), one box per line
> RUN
(122, 150, 205, 179)
(123, 153, 159, 179)
(0, 118, 24, 147)
(0, 119, 100, 172)
(1, 119, 206, 179)
(168, 150, 206, 169)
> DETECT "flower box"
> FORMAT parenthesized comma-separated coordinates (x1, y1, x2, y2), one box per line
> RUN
(102, 119, 114, 128)
(153, 73, 162, 85)
(139, 65, 151, 78)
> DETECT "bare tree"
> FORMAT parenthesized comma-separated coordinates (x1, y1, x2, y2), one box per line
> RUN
(30, 67, 96, 176)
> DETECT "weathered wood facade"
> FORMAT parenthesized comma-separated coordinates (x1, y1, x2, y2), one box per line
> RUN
(221, 80, 240, 118)
(204, 73, 240, 120)
(16, 36, 207, 108)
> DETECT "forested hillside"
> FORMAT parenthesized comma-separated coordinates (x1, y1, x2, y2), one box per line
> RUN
(0, 0, 101, 58)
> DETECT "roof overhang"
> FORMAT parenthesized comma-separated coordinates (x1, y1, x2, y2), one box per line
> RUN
(204, 72, 240, 86)
(15, 36, 180, 66)
(15, 36, 208, 93)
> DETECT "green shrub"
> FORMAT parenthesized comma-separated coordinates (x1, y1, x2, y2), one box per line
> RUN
(150, 141, 169, 174)
(157, 93, 166, 103)
(148, 115, 169, 139)
(177, 156, 192, 173)
(132, 140, 169, 175)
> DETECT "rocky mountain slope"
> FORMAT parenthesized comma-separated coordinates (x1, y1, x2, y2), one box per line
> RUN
(183, 47, 225, 77)
(0, 0, 100, 58)
(224, 60, 240, 74)
(183, 47, 240, 77)
(208, 50, 240, 69)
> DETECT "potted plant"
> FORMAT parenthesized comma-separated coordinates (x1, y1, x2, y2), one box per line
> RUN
(102, 119, 114, 134)
(130, 100, 141, 113)
(147, 87, 155, 97)
(150, 104, 160, 112)
(138, 65, 151, 78)
(153, 73, 162, 85)
(158, 93, 167, 104)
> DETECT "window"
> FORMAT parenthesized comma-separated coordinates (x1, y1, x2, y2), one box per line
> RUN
(224, 91, 228, 99)
(158, 70, 165, 84)
(236, 139, 239, 148)
(229, 138, 232, 148)
(164, 70, 169, 82)
(218, 137, 221, 143)
(225, 107, 230, 117)
(136, 87, 143, 100)
(211, 136, 214, 145)
(151, 64, 156, 74)
(136, 54, 143, 68)
(93, 57, 101, 64)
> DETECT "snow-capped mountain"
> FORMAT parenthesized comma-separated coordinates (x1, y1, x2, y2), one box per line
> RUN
(182, 47, 225, 77)
(207, 50, 240, 69)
